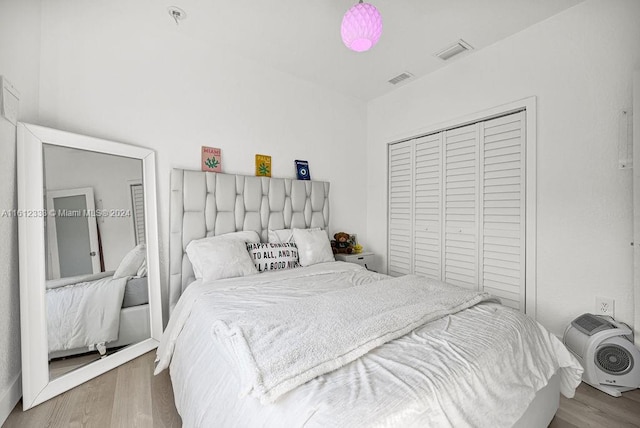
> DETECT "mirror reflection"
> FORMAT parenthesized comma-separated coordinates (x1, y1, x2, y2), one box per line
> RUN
(43, 144, 150, 379)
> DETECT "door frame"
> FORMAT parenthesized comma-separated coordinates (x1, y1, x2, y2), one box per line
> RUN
(46, 187, 101, 279)
(632, 71, 640, 348)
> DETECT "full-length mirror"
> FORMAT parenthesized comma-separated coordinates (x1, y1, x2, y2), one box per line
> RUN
(17, 123, 162, 409)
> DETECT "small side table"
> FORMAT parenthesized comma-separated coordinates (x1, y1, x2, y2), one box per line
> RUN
(334, 252, 376, 271)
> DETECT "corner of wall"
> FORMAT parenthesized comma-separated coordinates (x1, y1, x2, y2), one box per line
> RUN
(0, 372, 21, 425)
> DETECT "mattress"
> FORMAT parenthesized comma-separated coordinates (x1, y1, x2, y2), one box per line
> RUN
(122, 276, 149, 308)
(158, 262, 583, 428)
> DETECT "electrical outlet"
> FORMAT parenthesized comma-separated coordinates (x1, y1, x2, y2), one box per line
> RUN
(595, 297, 615, 317)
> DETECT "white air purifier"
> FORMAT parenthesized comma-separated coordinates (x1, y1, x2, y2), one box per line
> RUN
(563, 313, 640, 397)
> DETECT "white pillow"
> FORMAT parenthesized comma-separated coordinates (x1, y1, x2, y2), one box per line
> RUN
(113, 244, 146, 279)
(291, 228, 334, 267)
(214, 230, 261, 244)
(268, 229, 294, 243)
(268, 227, 320, 244)
(186, 231, 260, 278)
(247, 242, 300, 272)
(136, 259, 148, 277)
(186, 237, 258, 281)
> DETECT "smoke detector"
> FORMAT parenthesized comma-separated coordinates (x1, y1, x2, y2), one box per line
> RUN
(168, 6, 187, 25)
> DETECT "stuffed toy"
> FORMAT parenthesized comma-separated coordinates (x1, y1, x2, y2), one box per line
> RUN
(331, 232, 353, 254)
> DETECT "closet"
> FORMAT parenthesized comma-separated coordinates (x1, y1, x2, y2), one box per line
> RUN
(388, 111, 525, 311)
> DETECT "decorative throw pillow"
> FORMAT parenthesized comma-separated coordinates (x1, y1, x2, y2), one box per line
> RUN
(268, 227, 320, 244)
(186, 239, 257, 281)
(267, 229, 295, 244)
(247, 242, 300, 272)
(113, 244, 146, 279)
(291, 228, 334, 267)
(185, 231, 261, 278)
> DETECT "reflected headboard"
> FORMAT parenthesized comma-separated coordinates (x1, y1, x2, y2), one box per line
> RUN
(169, 169, 330, 313)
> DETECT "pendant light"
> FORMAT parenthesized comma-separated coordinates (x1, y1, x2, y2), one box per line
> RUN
(340, 1, 383, 52)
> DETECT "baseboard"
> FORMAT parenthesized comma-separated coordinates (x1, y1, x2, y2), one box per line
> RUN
(0, 372, 21, 426)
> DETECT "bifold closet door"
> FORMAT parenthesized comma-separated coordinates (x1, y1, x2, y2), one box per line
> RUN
(413, 134, 442, 279)
(442, 124, 479, 289)
(388, 141, 413, 276)
(387, 111, 525, 310)
(480, 112, 525, 310)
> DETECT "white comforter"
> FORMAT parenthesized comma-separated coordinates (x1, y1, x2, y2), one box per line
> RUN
(157, 262, 583, 428)
(47, 275, 128, 352)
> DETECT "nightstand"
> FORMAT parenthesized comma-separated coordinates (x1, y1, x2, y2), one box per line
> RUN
(334, 252, 376, 271)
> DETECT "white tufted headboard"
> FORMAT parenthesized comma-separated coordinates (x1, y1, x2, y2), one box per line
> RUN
(169, 169, 330, 313)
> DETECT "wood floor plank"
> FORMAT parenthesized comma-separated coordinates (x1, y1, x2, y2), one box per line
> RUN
(548, 415, 581, 428)
(555, 386, 640, 428)
(67, 364, 118, 427)
(149, 353, 182, 428)
(573, 383, 640, 426)
(110, 353, 153, 428)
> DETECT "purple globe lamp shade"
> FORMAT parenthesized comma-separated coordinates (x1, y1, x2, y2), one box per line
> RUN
(341, 1, 383, 52)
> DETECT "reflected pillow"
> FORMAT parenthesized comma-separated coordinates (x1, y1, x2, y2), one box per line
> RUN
(113, 244, 146, 279)
(247, 242, 300, 272)
(186, 231, 260, 278)
(186, 237, 258, 281)
(291, 228, 334, 267)
(136, 259, 148, 278)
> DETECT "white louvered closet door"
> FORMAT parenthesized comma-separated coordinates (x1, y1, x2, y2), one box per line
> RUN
(480, 112, 525, 310)
(388, 110, 527, 310)
(443, 124, 479, 289)
(130, 183, 146, 245)
(413, 134, 442, 279)
(388, 141, 413, 276)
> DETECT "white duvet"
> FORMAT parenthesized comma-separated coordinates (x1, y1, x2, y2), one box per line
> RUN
(47, 275, 128, 352)
(157, 262, 583, 428)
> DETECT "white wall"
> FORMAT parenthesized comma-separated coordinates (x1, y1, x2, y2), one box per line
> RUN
(44, 146, 143, 274)
(367, 0, 640, 337)
(0, 0, 42, 423)
(35, 1, 368, 318)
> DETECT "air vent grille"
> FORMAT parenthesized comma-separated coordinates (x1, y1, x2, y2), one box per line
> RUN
(435, 39, 473, 61)
(388, 72, 413, 85)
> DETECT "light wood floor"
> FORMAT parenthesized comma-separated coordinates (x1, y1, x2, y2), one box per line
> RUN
(550, 383, 640, 428)
(49, 352, 102, 380)
(4, 352, 640, 428)
(3, 351, 181, 428)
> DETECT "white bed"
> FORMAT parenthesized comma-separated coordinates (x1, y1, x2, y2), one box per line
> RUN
(46, 271, 150, 360)
(157, 169, 583, 427)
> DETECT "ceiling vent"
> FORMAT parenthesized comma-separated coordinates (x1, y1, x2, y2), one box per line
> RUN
(388, 72, 414, 85)
(435, 39, 473, 61)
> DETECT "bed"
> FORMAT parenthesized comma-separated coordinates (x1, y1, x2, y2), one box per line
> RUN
(46, 264, 150, 360)
(156, 169, 583, 428)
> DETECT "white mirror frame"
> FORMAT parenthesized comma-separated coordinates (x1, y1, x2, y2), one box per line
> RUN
(17, 123, 163, 410)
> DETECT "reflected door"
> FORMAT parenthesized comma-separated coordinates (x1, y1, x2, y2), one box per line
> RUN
(46, 187, 101, 278)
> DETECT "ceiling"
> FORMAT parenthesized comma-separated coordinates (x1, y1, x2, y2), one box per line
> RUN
(148, 0, 583, 101)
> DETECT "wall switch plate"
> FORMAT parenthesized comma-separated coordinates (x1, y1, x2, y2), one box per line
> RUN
(0, 76, 20, 125)
(595, 296, 615, 317)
